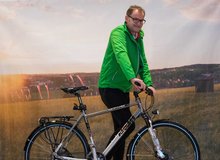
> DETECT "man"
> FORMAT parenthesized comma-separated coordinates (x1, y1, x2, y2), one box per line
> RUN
(98, 5, 156, 160)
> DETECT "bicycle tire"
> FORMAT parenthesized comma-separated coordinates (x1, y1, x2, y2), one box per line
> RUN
(127, 120, 200, 160)
(24, 122, 90, 160)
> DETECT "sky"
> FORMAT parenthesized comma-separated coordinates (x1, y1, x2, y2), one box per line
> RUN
(0, 0, 220, 74)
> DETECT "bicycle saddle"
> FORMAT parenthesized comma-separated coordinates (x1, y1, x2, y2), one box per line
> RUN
(61, 86, 88, 94)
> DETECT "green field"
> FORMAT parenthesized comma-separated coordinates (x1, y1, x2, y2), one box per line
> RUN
(0, 84, 220, 160)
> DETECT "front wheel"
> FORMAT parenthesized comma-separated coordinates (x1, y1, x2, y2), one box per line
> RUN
(24, 122, 90, 160)
(127, 120, 200, 160)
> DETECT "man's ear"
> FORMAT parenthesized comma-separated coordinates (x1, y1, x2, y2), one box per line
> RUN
(125, 15, 129, 23)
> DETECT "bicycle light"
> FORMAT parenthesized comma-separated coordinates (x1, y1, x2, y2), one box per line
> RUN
(152, 109, 159, 115)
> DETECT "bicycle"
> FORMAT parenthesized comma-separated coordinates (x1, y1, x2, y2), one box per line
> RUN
(24, 85, 200, 160)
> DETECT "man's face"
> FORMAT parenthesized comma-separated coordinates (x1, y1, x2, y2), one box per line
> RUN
(125, 9, 145, 34)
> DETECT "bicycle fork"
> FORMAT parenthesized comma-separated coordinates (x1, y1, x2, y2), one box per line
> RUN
(142, 112, 166, 159)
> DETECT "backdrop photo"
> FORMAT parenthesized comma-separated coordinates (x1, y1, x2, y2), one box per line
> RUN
(0, 0, 220, 160)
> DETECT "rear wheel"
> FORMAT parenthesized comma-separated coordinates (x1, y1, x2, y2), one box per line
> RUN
(127, 120, 200, 160)
(24, 122, 90, 160)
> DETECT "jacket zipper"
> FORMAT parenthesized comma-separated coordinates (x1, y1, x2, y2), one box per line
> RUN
(136, 45, 140, 75)
(112, 71, 118, 80)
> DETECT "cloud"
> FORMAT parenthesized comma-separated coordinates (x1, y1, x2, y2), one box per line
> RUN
(0, 0, 86, 19)
(96, 0, 112, 4)
(0, 0, 36, 9)
(163, 0, 220, 23)
(0, 52, 9, 60)
(0, 4, 16, 20)
(182, 0, 220, 23)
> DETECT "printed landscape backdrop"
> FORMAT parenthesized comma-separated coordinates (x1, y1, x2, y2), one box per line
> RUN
(0, 0, 220, 160)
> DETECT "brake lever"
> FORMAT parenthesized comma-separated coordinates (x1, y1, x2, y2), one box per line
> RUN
(146, 88, 153, 96)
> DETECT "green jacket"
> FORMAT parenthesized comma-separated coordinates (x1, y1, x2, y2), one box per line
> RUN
(98, 23, 153, 92)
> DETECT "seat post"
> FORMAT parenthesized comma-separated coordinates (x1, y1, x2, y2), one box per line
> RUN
(75, 92, 83, 105)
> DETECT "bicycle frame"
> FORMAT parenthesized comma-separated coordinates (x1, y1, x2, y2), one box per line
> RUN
(53, 91, 164, 160)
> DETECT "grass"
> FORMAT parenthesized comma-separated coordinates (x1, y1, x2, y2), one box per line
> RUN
(0, 84, 220, 160)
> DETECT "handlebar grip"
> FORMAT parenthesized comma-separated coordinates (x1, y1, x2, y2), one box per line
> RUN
(134, 81, 141, 86)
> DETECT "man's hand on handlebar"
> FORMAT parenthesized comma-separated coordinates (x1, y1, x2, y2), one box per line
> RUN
(131, 78, 146, 91)
(130, 78, 156, 96)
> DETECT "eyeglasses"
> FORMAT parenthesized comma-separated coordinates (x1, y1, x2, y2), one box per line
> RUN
(127, 15, 146, 24)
